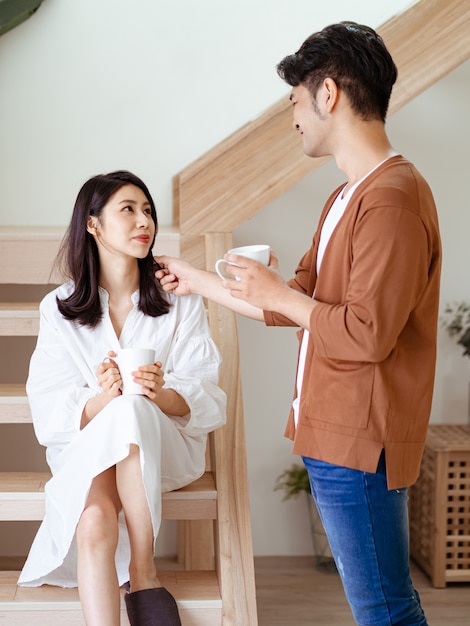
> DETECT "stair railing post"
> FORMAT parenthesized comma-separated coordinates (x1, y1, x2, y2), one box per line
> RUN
(205, 232, 258, 626)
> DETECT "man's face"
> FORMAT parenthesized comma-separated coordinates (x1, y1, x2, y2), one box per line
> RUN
(289, 84, 329, 158)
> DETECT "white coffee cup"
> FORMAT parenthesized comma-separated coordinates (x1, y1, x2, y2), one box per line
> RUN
(215, 244, 270, 280)
(115, 348, 156, 395)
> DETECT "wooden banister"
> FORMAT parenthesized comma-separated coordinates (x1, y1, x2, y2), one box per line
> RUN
(204, 232, 258, 625)
(174, 0, 470, 268)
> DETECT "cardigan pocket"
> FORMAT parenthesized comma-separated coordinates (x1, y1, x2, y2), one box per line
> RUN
(305, 358, 374, 430)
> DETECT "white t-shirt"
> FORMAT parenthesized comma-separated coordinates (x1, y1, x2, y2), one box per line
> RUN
(292, 156, 396, 426)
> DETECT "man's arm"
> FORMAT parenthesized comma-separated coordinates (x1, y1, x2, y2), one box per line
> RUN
(155, 255, 266, 321)
(155, 253, 317, 328)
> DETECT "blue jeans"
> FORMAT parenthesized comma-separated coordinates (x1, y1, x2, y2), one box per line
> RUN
(302, 452, 427, 625)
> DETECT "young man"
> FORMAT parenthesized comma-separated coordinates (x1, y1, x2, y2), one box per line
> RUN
(156, 22, 441, 625)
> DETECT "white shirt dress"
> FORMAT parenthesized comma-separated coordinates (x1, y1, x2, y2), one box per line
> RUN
(19, 283, 226, 587)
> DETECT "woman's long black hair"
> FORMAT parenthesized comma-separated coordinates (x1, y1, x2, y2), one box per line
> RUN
(56, 170, 170, 327)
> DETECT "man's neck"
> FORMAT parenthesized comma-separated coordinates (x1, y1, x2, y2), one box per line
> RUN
(334, 118, 396, 186)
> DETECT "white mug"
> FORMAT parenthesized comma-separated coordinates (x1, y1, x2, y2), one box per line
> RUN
(215, 244, 270, 280)
(115, 348, 156, 395)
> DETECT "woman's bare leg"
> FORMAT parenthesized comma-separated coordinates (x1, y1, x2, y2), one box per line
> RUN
(76, 467, 121, 626)
(116, 444, 161, 592)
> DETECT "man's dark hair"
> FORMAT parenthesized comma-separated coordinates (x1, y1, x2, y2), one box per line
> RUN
(277, 21, 397, 121)
(56, 170, 170, 328)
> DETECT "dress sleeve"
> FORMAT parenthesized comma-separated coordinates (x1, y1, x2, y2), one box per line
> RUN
(26, 296, 97, 449)
(162, 295, 227, 436)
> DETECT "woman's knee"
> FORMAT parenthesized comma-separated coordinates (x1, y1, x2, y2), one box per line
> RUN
(77, 501, 119, 552)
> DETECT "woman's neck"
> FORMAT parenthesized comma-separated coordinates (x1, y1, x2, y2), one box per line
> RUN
(99, 258, 140, 299)
(99, 260, 140, 339)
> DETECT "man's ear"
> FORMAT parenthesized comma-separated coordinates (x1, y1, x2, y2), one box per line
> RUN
(87, 216, 97, 234)
(323, 77, 339, 112)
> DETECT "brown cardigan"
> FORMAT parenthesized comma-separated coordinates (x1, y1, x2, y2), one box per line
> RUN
(264, 156, 441, 489)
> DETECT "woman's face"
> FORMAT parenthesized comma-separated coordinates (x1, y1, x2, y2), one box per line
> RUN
(87, 184, 156, 260)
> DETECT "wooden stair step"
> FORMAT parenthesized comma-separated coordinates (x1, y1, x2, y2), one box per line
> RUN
(0, 303, 39, 336)
(0, 472, 217, 521)
(0, 570, 222, 626)
(0, 384, 30, 424)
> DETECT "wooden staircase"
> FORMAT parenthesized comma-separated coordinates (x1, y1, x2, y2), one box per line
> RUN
(0, 226, 254, 625)
(1, 1, 469, 624)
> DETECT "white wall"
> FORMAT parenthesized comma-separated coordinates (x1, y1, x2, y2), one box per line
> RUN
(0, 0, 411, 228)
(1, 0, 469, 558)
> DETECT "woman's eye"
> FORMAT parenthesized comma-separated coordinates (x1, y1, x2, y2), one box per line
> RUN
(144, 208, 152, 215)
(123, 206, 133, 212)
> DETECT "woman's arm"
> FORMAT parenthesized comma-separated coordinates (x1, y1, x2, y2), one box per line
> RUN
(131, 359, 190, 417)
(27, 297, 99, 447)
(80, 352, 122, 428)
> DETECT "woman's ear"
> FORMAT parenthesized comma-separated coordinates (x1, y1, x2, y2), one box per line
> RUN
(87, 216, 97, 235)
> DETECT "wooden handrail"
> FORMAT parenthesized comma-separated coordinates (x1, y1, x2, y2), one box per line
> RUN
(174, 0, 470, 267)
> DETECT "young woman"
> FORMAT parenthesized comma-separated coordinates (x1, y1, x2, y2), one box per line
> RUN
(18, 170, 226, 626)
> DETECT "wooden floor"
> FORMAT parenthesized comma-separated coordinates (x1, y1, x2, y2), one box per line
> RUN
(1, 556, 468, 625)
(254, 557, 470, 626)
